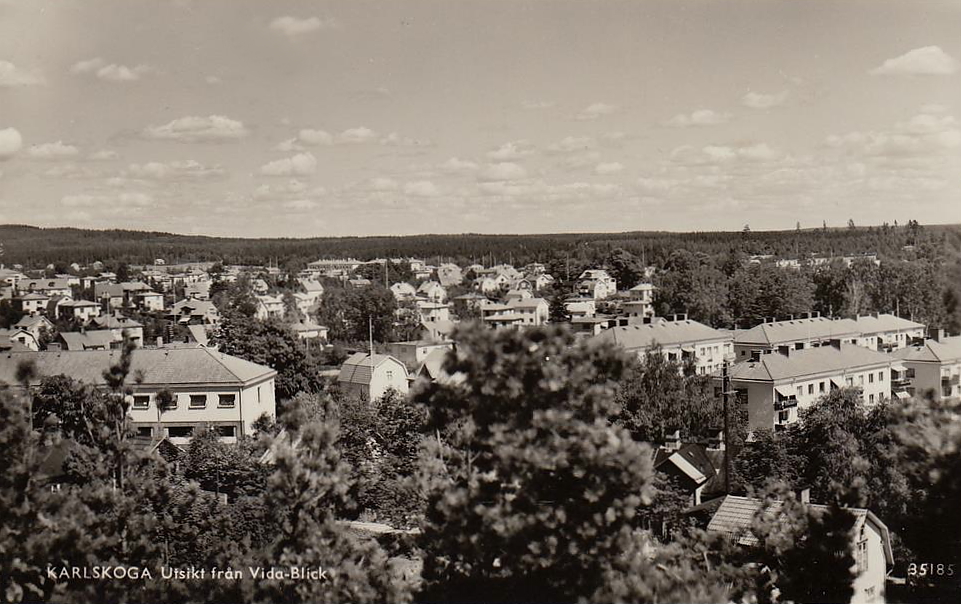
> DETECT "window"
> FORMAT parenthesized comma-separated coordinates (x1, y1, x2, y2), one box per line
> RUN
(819, 381, 826, 393)
(136, 426, 153, 438)
(132, 395, 150, 409)
(167, 426, 193, 438)
(856, 539, 869, 572)
(795, 342, 804, 350)
(846, 377, 854, 386)
(808, 384, 814, 395)
(778, 410, 790, 423)
(218, 394, 236, 408)
(859, 375, 864, 385)
(257, 386, 262, 403)
(878, 371, 884, 381)
(216, 425, 236, 438)
(869, 394, 875, 404)
(189, 394, 206, 409)
(386, 370, 393, 381)
(869, 373, 874, 384)
(796, 386, 803, 397)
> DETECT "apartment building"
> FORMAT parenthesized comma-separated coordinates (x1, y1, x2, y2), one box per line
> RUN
(0, 347, 277, 444)
(591, 316, 734, 375)
(733, 315, 860, 359)
(852, 314, 925, 352)
(723, 342, 901, 433)
(892, 331, 961, 400)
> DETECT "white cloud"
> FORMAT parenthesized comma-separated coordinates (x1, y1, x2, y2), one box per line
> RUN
(870, 46, 958, 76)
(299, 128, 334, 146)
(574, 102, 617, 120)
(478, 162, 528, 182)
(0, 60, 44, 87)
(487, 140, 534, 161)
(61, 192, 153, 207)
(205, 75, 222, 85)
(87, 150, 118, 161)
(439, 157, 479, 173)
(741, 91, 789, 109)
(142, 115, 248, 142)
(381, 132, 431, 147)
(404, 180, 442, 197)
(595, 162, 624, 175)
(825, 108, 961, 158)
(270, 16, 339, 37)
(259, 152, 317, 176)
(668, 109, 731, 127)
(282, 199, 320, 210)
(368, 177, 399, 191)
(0, 127, 23, 160)
(42, 163, 103, 179)
(672, 142, 780, 164)
(127, 160, 226, 181)
(26, 140, 80, 160)
(70, 57, 150, 82)
(338, 126, 377, 143)
(521, 100, 555, 110)
(546, 136, 593, 154)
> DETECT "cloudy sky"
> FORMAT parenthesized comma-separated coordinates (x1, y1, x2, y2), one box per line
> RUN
(1, 0, 959, 237)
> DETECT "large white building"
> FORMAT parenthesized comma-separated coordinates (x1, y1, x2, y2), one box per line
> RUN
(591, 316, 734, 375)
(722, 342, 904, 433)
(0, 347, 277, 443)
(892, 331, 961, 400)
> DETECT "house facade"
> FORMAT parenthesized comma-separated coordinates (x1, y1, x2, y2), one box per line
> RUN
(337, 353, 410, 400)
(892, 332, 961, 400)
(0, 348, 277, 444)
(733, 315, 860, 359)
(722, 342, 902, 433)
(591, 316, 734, 375)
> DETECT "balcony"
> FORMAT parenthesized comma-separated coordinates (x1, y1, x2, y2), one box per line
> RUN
(775, 398, 798, 411)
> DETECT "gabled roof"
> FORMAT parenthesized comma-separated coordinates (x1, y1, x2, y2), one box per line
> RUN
(653, 444, 717, 487)
(591, 319, 730, 350)
(892, 335, 961, 364)
(90, 313, 143, 330)
(728, 343, 894, 382)
(706, 495, 893, 566)
(734, 317, 859, 346)
(59, 330, 116, 351)
(14, 315, 54, 331)
(0, 348, 276, 387)
(337, 353, 407, 385)
(508, 298, 548, 310)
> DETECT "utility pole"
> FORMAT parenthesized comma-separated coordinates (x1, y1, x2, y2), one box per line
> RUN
(722, 359, 732, 494)
(368, 316, 375, 402)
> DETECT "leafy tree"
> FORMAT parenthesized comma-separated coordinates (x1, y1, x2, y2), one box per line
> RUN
(415, 324, 660, 603)
(607, 247, 643, 290)
(183, 427, 269, 500)
(316, 284, 398, 343)
(615, 348, 725, 444)
(654, 250, 730, 326)
(212, 311, 323, 400)
(547, 290, 570, 324)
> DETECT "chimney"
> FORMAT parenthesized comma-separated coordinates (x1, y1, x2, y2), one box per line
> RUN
(664, 428, 681, 450)
(798, 488, 810, 504)
(777, 345, 791, 357)
(829, 339, 843, 350)
(707, 427, 725, 451)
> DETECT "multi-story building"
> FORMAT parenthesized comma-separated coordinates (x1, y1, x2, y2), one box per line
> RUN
(892, 331, 961, 401)
(733, 315, 860, 360)
(591, 315, 733, 375)
(0, 348, 277, 444)
(723, 342, 900, 433)
(253, 294, 285, 320)
(57, 299, 102, 322)
(14, 293, 50, 316)
(19, 278, 72, 298)
(852, 314, 925, 352)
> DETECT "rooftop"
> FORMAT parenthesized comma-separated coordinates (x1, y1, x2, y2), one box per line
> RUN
(591, 318, 730, 349)
(892, 335, 961, 364)
(728, 343, 894, 382)
(0, 347, 276, 387)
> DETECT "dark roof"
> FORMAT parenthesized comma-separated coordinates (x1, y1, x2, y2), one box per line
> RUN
(653, 444, 718, 487)
(337, 353, 407, 385)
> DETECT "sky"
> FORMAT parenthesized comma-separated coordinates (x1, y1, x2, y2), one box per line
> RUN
(0, 0, 959, 237)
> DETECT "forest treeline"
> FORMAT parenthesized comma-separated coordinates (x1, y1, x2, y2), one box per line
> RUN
(2, 221, 958, 270)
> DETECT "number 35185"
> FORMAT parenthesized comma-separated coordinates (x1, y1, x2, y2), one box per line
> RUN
(908, 563, 955, 577)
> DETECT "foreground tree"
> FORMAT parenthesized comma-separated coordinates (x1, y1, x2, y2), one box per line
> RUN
(416, 325, 680, 603)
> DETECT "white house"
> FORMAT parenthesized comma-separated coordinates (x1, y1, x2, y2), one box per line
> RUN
(892, 331, 961, 401)
(0, 348, 278, 444)
(417, 281, 448, 303)
(57, 300, 102, 322)
(390, 282, 418, 302)
(254, 295, 285, 320)
(337, 353, 410, 400)
(706, 494, 892, 603)
(592, 316, 734, 375)
(577, 269, 617, 300)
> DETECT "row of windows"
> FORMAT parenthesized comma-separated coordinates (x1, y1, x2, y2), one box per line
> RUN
(131, 393, 237, 410)
(136, 424, 236, 439)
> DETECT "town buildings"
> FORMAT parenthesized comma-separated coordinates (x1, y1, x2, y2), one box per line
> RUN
(891, 331, 961, 400)
(337, 352, 410, 400)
